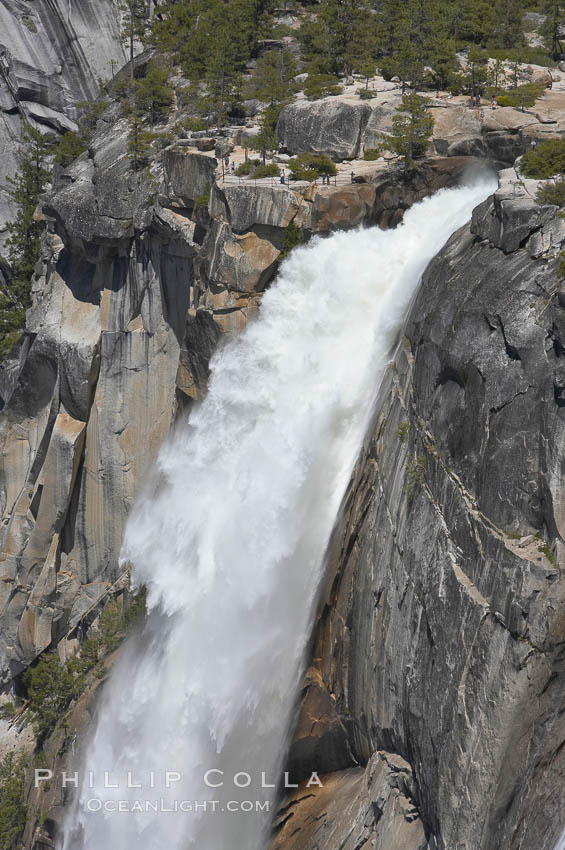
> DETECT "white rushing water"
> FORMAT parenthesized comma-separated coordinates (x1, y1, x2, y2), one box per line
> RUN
(60, 176, 495, 850)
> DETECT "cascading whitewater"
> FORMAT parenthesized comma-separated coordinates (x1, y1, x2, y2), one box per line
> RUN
(60, 176, 496, 850)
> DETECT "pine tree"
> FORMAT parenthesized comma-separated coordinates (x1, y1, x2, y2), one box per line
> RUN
(0, 752, 27, 849)
(250, 103, 281, 165)
(135, 58, 174, 123)
(542, 0, 564, 58)
(152, 0, 273, 85)
(5, 126, 51, 302)
(455, 0, 496, 46)
(319, 0, 376, 77)
(381, 94, 434, 169)
(465, 47, 490, 96)
(245, 49, 297, 104)
(121, 0, 150, 80)
(493, 0, 524, 49)
(127, 109, 152, 170)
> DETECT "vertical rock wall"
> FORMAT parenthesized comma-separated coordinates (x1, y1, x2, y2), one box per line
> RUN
(275, 172, 565, 850)
(0, 0, 125, 242)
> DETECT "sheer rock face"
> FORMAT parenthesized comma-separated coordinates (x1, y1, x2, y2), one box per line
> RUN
(0, 136, 491, 685)
(0, 121, 303, 680)
(279, 173, 565, 850)
(277, 100, 373, 160)
(0, 0, 125, 245)
(276, 97, 565, 165)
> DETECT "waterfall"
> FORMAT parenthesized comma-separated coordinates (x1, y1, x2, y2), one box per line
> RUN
(60, 176, 495, 850)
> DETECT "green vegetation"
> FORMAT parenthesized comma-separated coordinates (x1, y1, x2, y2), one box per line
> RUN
(120, 0, 151, 79)
(280, 221, 307, 259)
(536, 179, 565, 206)
(405, 454, 427, 498)
(1, 126, 51, 359)
(135, 59, 174, 124)
(304, 73, 342, 99)
(114, 59, 174, 169)
(23, 588, 146, 739)
(245, 48, 297, 104)
(397, 421, 410, 442)
(535, 532, 557, 565)
(0, 752, 27, 849)
(23, 652, 78, 739)
(194, 192, 211, 208)
(76, 96, 110, 136)
(288, 152, 337, 181)
(538, 541, 557, 565)
(363, 147, 380, 160)
(296, 0, 549, 94)
(495, 81, 545, 109)
(235, 160, 254, 176)
(381, 94, 434, 169)
(152, 0, 274, 123)
(252, 163, 280, 178)
(542, 0, 565, 58)
(0, 701, 16, 719)
(127, 111, 154, 171)
(177, 116, 207, 134)
(54, 130, 88, 167)
(520, 138, 565, 179)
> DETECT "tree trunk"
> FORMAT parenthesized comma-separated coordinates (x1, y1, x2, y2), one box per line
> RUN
(130, 6, 135, 82)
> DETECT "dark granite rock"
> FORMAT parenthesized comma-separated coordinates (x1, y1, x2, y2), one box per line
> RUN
(281, 174, 565, 850)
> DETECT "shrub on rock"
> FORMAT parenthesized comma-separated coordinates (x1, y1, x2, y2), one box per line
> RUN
(521, 138, 565, 178)
(289, 152, 337, 181)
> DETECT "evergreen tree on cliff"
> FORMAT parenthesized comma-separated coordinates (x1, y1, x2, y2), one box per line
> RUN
(5, 127, 50, 299)
(381, 94, 434, 170)
(152, 0, 274, 83)
(121, 0, 150, 80)
(1, 125, 51, 357)
(493, 0, 524, 48)
(542, 0, 564, 58)
(319, 0, 376, 77)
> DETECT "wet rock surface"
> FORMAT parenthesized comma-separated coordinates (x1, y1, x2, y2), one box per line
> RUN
(279, 174, 565, 850)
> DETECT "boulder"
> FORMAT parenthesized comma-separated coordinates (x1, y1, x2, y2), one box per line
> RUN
(276, 100, 372, 160)
(20, 101, 78, 134)
(163, 148, 218, 207)
(195, 138, 216, 152)
(242, 99, 263, 117)
(312, 184, 377, 232)
(530, 68, 553, 86)
(361, 100, 400, 149)
(272, 753, 427, 850)
(215, 139, 234, 159)
(199, 220, 280, 293)
(432, 104, 482, 156)
(471, 168, 559, 254)
(209, 184, 301, 233)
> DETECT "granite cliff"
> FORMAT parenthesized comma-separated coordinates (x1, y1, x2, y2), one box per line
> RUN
(1, 44, 565, 850)
(0, 89, 476, 689)
(273, 171, 565, 850)
(0, 0, 125, 245)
